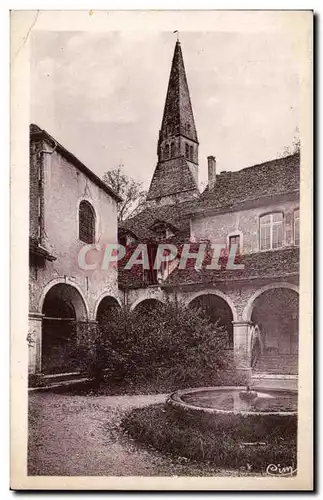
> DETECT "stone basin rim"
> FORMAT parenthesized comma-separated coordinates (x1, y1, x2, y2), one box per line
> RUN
(167, 386, 298, 417)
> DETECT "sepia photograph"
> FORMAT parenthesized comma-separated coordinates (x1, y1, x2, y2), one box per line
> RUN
(10, 9, 313, 490)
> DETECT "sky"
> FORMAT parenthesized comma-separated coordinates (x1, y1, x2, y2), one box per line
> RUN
(30, 27, 301, 191)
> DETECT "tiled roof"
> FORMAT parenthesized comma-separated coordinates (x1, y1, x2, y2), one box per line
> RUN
(120, 198, 198, 241)
(118, 244, 299, 290)
(147, 156, 198, 201)
(159, 40, 198, 143)
(162, 247, 299, 287)
(193, 153, 300, 215)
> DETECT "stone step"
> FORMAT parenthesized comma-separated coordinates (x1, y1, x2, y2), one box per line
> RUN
(250, 373, 298, 391)
(29, 371, 89, 390)
(254, 354, 298, 375)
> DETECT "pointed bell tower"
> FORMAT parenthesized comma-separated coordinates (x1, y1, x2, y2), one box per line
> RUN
(147, 40, 199, 205)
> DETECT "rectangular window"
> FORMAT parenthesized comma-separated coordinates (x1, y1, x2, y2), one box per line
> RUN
(185, 143, 189, 159)
(229, 235, 240, 254)
(294, 209, 300, 246)
(260, 213, 283, 251)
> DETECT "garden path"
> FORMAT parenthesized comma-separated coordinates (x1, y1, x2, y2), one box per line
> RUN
(28, 391, 249, 477)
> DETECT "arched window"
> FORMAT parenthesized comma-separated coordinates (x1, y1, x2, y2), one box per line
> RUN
(185, 143, 190, 159)
(79, 200, 95, 244)
(164, 144, 170, 159)
(170, 142, 175, 158)
(189, 145, 194, 161)
(259, 212, 283, 251)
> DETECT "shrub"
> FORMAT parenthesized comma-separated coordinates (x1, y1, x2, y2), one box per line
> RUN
(96, 299, 229, 389)
(122, 404, 297, 473)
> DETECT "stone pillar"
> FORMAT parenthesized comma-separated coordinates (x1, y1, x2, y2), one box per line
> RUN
(28, 312, 43, 374)
(232, 320, 252, 379)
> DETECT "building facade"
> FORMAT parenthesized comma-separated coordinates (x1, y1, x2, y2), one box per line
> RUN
(28, 40, 300, 389)
(119, 41, 300, 388)
(29, 124, 121, 376)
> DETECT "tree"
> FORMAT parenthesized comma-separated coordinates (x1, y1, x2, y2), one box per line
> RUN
(277, 127, 300, 158)
(102, 165, 147, 222)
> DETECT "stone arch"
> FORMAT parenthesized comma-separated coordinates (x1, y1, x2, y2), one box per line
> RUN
(242, 282, 299, 321)
(130, 296, 166, 312)
(186, 289, 238, 322)
(95, 294, 121, 325)
(187, 290, 236, 348)
(38, 278, 89, 320)
(41, 282, 88, 374)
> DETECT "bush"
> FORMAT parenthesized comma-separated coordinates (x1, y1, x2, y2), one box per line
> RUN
(96, 299, 229, 389)
(121, 404, 297, 473)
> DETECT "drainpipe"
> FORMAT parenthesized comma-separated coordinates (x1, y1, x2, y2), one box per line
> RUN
(37, 139, 58, 244)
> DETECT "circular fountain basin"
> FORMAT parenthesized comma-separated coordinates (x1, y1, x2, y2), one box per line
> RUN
(166, 386, 297, 440)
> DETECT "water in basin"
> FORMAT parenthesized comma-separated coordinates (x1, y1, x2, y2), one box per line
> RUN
(181, 389, 297, 413)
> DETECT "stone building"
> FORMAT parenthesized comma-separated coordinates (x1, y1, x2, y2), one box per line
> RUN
(119, 41, 300, 389)
(28, 40, 300, 389)
(29, 124, 121, 377)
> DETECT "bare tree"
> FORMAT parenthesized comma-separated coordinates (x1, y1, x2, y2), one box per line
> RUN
(102, 165, 147, 222)
(277, 127, 300, 158)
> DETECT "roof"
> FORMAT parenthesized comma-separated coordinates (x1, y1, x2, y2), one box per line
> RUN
(120, 198, 198, 241)
(147, 156, 199, 201)
(159, 40, 198, 143)
(123, 152, 300, 244)
(162, 247, 299, 288)
(118, 245, 299, 290)
(193, 153, 300, 216)
(30, 124, 122, 203)
(147, 40, 199, 202)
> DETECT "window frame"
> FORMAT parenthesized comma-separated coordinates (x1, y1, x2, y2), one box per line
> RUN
(229, 234, 241, 254)
(259, 212, 284, 251)
(78, 199, 96, 244)
(227, 231, 243, 254)
(293, 208, 300, 246)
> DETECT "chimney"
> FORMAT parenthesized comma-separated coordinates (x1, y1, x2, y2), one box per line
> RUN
(207, 156, 216, 190)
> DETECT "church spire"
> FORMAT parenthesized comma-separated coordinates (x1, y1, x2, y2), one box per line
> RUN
(159, 40, 198, 148)
(147, 40, 199, 205)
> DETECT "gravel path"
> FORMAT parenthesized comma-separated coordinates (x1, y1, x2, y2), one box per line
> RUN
(28, 391, 249, 477)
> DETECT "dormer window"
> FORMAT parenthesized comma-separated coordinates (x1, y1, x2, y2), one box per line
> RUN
(156, 230, 167, 241)
(150, 219, 177, 241)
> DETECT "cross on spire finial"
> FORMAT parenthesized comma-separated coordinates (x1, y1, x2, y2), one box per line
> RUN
(173, 30, 180, 42)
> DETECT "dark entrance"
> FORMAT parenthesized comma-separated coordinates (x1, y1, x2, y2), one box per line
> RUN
(41, 284, 87, 375)
(189, 294, 234, 348)
(251, 287, 299, 374)
(96, 296, 120, 325)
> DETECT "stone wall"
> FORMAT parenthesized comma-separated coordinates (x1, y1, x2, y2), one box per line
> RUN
(190, 198, 299, 253)
(29, 138, 119, 321)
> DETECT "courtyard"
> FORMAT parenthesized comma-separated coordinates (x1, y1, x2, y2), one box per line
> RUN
(28, 391, 259, 477)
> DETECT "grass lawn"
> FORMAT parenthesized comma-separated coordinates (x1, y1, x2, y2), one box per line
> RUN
(121, 403, 297, 474)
